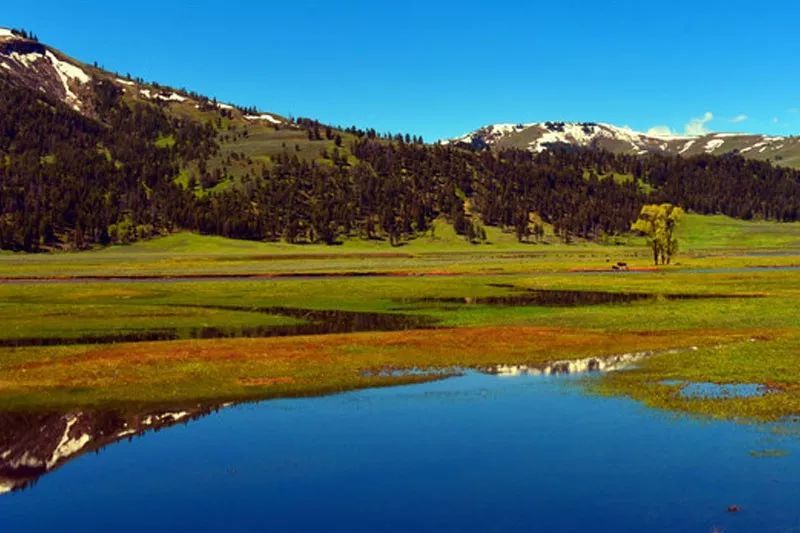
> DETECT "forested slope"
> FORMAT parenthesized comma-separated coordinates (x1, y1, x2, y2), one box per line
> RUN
(2, 28, 799, 251)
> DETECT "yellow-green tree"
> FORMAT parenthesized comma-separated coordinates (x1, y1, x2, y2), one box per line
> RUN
(632, 204, 684, 265)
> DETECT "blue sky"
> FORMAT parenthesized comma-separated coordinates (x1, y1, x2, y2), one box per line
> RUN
(4, 0, 799, 141)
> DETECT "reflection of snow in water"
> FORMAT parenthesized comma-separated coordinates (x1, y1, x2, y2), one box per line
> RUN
(492, 349, 668, 377)
(0, 405, 218, 496)
(47, 415, 92, 468)
(142, 411, 189, 426)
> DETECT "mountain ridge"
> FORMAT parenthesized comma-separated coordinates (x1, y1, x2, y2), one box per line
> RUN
(6, 24, 795, 169)
(0, 26, 288, 123)
(445, 121, 800, 168)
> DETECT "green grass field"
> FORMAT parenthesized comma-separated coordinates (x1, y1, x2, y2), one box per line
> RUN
(2, 214, 799, 279)
(1, 214, 800, 418)
(676, 214, 800, 250)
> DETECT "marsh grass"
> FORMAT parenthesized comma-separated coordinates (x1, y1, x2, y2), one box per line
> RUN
(0, 326, 749, 410)
(0, 214, 799, 418)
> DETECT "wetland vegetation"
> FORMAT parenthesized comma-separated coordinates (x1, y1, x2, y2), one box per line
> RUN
(0, 213, 798, 417)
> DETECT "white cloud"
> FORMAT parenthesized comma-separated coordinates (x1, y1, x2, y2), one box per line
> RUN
(646, 125, 676, 137)
(646, 111, 716, 138)
(773, 117, 780, 124)
(729, 114, 748, 124)
(684, 111, 714, 136)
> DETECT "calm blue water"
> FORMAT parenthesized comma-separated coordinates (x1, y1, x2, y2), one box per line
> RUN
(3, 373, 800, 532)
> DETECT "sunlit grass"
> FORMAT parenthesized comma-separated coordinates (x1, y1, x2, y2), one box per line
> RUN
(592, 333, 800, 421)
(0, 326, 749, 410)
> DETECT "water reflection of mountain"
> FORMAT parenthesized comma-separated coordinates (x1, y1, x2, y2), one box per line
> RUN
(0, 405, 221, 495)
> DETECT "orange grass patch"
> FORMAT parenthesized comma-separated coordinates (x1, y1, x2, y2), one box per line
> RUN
(13, 326, 753, 370)
(238, 376, 295, 386)
(0, 326, 771, 409)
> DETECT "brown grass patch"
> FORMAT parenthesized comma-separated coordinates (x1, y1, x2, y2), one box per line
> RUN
(238, 376, 295, 386)
(0, 325, 771, 409)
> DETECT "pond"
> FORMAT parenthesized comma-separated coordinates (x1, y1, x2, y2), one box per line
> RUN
(2, 372, 800, 532)
(0, 306, 437, 347)
(2, 287, 760, 348)
(661, 380, 772, 399)
(397, 287, 762, 308)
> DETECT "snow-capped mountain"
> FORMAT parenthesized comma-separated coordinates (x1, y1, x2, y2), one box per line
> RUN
(0, 28, 93, 113)
(2, 26, 797, 168)
(0, 27, 285, 123)
(446, 121, 800, 168)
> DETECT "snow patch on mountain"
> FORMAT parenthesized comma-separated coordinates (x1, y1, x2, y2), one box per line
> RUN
(158, 92, 187, 102)
(679, 139, 696, 154)
(530, 123, 595, 153)
(9, 51, 39, 68)
(528, 123, 668, 153)
(446, 123, 533, 146)
(140, 89, 186, 102)
(4, 46, 91, 110)
(740, 141, 766, 154)
(244, 113, 281, 124)
(45, 50, 90, 110)
(740, 136, 787, 154)
(0, 28, 14, 39)
(47, 51, 90, 84)
(705, 139, 725, 153)
(487, 123, 534, 136)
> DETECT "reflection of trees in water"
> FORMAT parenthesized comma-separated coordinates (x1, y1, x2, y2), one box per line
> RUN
(0, 290, 760, 348)
(401, 288, 762, 308)
(0, 306, 438, 348)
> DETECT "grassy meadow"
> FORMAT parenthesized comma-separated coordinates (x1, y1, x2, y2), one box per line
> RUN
(1, 214, 800, 419)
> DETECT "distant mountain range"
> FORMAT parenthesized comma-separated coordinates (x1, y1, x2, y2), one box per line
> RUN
(2, 24, 797, 168)
(445, 122, 800, 168)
